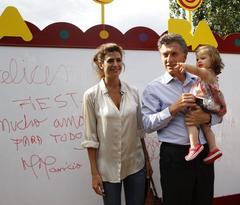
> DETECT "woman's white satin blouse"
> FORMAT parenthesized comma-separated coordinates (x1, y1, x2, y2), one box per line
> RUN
(81, 79, 145, 182)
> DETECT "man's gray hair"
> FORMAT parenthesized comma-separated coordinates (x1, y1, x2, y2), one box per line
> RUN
(157, 33, 188, 55)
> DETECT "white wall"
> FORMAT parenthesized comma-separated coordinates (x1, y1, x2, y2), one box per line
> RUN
(0, 46, 239, 205)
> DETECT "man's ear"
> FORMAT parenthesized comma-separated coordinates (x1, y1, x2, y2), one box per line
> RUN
(183, 54, 187, 62)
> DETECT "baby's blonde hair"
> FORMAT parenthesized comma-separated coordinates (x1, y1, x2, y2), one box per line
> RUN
(196, 45, 224, 75)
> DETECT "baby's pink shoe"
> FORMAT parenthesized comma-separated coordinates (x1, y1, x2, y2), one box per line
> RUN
(203, 148, 222, 164)
(185, 144, 204, 161)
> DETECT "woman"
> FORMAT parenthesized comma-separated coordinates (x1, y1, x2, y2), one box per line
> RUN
(81, 43, 151, 205)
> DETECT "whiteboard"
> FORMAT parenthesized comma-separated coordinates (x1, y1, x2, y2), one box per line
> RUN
(0, 46, 239, 205)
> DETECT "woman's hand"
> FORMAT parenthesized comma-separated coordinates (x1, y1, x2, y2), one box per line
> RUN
(92, 174, 105, 196)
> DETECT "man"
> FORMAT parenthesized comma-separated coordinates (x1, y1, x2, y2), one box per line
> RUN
(141, 33, 221, 205)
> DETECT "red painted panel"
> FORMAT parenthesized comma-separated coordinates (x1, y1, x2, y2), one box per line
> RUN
(0, 22, 239, 54)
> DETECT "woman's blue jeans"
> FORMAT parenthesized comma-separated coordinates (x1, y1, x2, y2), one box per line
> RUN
(102, 168, 146, 205)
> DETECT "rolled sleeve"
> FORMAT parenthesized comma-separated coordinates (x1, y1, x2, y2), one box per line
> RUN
(81, 139, 99, 148)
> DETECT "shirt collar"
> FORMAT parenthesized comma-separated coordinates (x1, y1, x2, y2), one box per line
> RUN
(162, 71, 174, 84)
(99, 78, 127, 95)
(184, 72, 197, 85)
(162, 71, 196, 85)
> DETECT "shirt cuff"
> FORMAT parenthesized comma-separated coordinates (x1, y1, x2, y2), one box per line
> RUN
(162, 107, 172, 120)
(81, 140, 99, 148)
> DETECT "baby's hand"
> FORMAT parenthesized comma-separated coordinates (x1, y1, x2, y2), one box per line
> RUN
(176, 62, 186, 73)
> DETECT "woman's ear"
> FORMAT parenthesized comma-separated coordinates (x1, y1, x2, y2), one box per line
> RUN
(98, 62, 104, 70)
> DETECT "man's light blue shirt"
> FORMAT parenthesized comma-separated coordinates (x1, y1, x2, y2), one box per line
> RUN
(141, 71, 220, 145)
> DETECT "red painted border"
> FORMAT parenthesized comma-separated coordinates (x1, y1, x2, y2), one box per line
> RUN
(213, 193, 240, 205)
(0, 22, 239, 53)
(157, 194, 240, 205)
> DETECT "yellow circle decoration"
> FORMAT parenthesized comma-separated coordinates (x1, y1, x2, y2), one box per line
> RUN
(177, 0, 203, 11)
(93, 0, 113, 4)
(99, 30, 109, 39)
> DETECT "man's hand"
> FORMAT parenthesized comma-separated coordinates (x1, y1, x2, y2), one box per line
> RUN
(185, 106, 211, 126)
(170, 93, 196, 116)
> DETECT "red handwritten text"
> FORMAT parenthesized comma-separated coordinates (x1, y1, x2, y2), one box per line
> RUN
(145, 136, 161, 161)
(0, 58, 68, 86)
(48, 162, 82, 174)
(11, 135, 43, 151)
(21, 154, 56, 179)
(50, 132, 82, 144)
(21, 154, 82, 179)
(12, 91, 80, 111)
(53, 115, 84, 129)
(0, 114, 47, 134)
